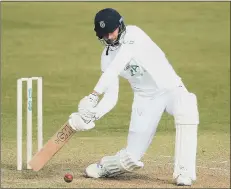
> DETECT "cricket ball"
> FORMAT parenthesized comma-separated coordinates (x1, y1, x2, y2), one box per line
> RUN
(64, 173, 73, 183)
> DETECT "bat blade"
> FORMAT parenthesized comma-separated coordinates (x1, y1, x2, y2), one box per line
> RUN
(29, 122, 76, 171)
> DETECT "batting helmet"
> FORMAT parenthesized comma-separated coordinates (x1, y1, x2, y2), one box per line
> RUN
(94, 8, 126, 46)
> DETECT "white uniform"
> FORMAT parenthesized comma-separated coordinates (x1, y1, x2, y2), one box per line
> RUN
(93, 25, 199, 181)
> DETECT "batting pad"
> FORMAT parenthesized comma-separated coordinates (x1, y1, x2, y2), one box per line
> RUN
(173, 124, 198, 181)
(99, 149, 144, 177)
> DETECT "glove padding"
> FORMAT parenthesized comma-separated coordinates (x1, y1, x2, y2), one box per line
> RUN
(78, 107, 99, 123)
(78, 93, 99, 109)
(78, 93, 99, 123)
(68, 112, 95, 131)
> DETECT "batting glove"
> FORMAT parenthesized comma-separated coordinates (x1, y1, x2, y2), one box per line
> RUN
(78, 93, 99, 123)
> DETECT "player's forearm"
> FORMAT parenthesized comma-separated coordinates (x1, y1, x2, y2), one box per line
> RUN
(93, 67, 118, 94)
(91, 90, 101, 96)
(95, 91, 118, 119)
(94, 77, 119, 119)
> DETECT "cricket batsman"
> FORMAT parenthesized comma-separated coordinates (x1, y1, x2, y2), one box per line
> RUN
(68, 8, 199, 186)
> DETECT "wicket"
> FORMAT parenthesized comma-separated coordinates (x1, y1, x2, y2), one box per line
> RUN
(17, 77, 43, 170)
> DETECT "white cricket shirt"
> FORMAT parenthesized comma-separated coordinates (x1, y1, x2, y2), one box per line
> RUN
(94, 25, 183, 97)
(94, 25, 184, 118)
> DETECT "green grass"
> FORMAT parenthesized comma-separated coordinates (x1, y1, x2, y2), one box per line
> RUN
(1, 2, 230, 188)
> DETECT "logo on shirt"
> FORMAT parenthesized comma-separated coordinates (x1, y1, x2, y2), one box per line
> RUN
(124, 63, 130, 71)
(124, 63, 143, 77)
(130, 65, 140, 76)
(99, 21, 105, 28)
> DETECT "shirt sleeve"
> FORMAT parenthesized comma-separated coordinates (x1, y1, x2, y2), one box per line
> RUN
(94, 44, 133, 94)
(94, 76, 119, 119)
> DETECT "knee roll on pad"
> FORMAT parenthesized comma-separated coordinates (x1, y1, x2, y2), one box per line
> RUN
(174, 93, 199, 125)
(99, 149, 144, 177)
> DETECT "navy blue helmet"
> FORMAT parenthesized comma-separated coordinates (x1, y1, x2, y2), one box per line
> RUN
(94, 8, 126, 46)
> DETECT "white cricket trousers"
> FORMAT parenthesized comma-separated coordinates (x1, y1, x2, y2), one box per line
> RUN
(126, 85, 199, 180)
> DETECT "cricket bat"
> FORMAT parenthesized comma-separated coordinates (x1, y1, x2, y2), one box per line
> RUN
(29, 121, 76, 171)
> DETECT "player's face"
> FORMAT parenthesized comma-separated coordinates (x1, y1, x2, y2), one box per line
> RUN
(103, 27, 119, 44)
